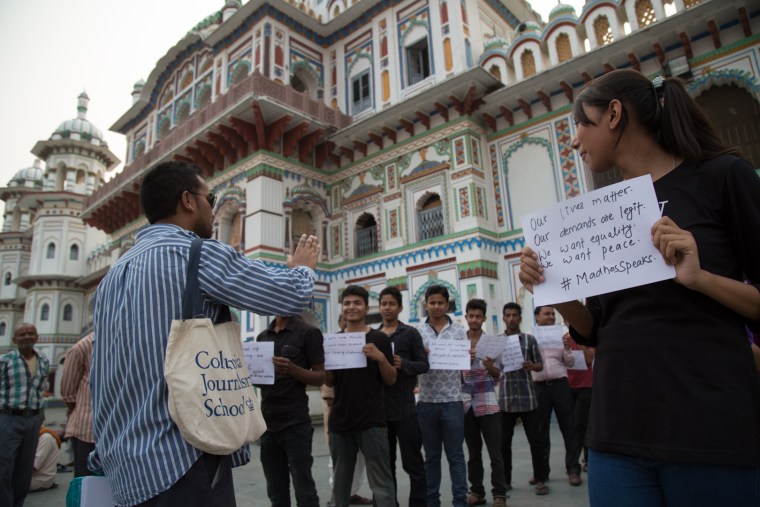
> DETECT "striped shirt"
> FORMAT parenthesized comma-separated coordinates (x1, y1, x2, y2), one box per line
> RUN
(498, 333, 543, 413)
(0, 349, 49, 411)
(60, 334, 94, 443)
(91, 224, 315, 507)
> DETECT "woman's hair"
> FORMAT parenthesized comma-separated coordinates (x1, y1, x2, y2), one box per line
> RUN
(572, 69, 737, 163)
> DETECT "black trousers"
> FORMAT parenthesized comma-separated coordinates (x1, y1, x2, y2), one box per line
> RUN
(387, 414, 427, 507)
(535, 378, 581, 477)
(501, 409, 543, 484)
(571, 387, 592, 464)
(72, 438, 96, 478)
(137, 453, 235, 507)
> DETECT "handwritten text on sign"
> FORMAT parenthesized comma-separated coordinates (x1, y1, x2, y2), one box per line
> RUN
(242, 341, 275, 385)
(427, 338, 471, 370)
(501, 335, 526, 373)
(521, 175, 675, 305)
(532, 325, 565, 350)
(323, 333, 368, 370)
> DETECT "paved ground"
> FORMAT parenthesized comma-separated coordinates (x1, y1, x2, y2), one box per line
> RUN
(26, 405, 590, 507)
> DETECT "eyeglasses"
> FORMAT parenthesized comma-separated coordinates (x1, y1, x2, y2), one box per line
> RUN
(188, 191, 217, 208)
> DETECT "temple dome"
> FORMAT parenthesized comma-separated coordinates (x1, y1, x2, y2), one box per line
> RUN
(9, 160, 44, 188)
(549, 3, 578, 21)
(51, 91, 105, 146)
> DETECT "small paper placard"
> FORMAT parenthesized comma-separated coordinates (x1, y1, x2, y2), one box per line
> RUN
(242, 341, 275, 385)
(427, 338, 471, 370)
(323, 332, 368, 370)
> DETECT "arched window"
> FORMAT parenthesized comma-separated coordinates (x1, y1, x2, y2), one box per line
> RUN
(418, 194, 444, 241)
(489, 65, 502, 81)
(683, 0, 702, 7)
(40, 303, 50, 321)
(69, 244, 79, 261)
(4, 272, 11, 286)
(63, 304, 73, 322)
(555, 33, 573, 63)
(521, 50, 536, 78)
(46, 242, 56, 259)
(635, 0, 657, 27)
(355, 213, 378, 257)
(0, 322, 5, 336)
(593, 16, 614, 46)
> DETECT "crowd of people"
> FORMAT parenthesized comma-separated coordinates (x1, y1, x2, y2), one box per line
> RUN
(1, 68, 759, 507)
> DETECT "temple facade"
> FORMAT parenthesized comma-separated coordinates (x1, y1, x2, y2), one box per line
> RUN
(2, 0, 759, 375)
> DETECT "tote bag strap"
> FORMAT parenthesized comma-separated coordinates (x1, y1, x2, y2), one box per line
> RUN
(182, 238, 232, 323)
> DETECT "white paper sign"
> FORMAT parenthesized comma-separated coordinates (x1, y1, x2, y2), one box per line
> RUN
(567, 350, 588, 370)
(501, 335, 525, 373)
(323, 332, 368, 370)
(521, 175, 676, 306)
(242, 341, 275, 385)
(427, 338, 470, 370)
(533, 325, 565, 350)
(475, 335, 507, 369)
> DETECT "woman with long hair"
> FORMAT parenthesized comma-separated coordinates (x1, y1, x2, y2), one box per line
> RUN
(519, 69, 760, 506)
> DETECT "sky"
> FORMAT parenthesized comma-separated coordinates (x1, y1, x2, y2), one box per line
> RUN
(0, 0, 583, 190)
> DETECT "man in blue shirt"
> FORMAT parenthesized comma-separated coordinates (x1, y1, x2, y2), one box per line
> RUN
(0, 323, 49, 507)
(91, 161, 320, 507)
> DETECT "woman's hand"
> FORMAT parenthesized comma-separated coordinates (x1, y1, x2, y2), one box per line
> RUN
(518, 247, 545, 293)
(651, 216, 705, 289)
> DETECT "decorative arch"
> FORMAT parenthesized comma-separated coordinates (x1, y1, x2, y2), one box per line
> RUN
(291, 59, 323, 89)
(409, 278, 462, 322)
(502, 136, 556, 228)
(687, 68, 760, 101)
(400, 20, 430, 47)
(346, 52, 372, 79)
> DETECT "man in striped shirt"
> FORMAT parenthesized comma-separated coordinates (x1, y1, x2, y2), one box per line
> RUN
(60, 332, 94, 478)
(91, 161, 320, 507)
(0, 322, 49, 507)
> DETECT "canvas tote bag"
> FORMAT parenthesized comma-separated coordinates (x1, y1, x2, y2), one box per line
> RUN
(165, 238, 267, 454)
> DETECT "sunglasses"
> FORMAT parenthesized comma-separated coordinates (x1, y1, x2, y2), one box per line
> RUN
(188, 191, 217, 208)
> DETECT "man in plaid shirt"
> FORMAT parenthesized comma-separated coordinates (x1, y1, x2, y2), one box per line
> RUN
(498, 303, 546, 495)
(0, 323, 50, 507)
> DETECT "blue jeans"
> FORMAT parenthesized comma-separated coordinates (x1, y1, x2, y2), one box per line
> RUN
(589, 449, 760, 507)
(260, 421, 320, 507)
(417, 401, 467, 507)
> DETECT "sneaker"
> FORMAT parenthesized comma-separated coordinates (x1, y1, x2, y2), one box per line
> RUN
(467, 493, 486, 506)
(535, 482, 549, 495)
(493, 496, 507, 507)
(349, 495, 373, 505)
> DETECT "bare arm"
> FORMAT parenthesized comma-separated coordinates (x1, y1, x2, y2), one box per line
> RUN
(324, 370, 334, 387)
(272, 358, 325, 386)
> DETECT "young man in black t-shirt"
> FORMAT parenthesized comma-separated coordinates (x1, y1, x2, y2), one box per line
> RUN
(325, 285, 397, 507)
(257, 313, 325, 507)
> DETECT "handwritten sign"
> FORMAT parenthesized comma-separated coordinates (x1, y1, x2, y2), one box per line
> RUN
(567, 350, 588, 370)
(532, 325, 565, 350)
(242, 341, 275, 385)
(427, 338, 470, 370)
(323, 332, 367, 370)
(475, 335, 507, 369)
(521, 175, 675, 305)
(501, 335, 525, 373)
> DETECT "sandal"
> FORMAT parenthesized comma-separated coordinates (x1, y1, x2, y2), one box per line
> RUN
(467, 493, 486, 506)
(535, 482, 550, 495)
(493, 496, 507, 507)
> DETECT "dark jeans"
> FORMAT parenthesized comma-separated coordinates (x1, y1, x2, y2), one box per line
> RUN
(72, 438, 96, 478)
(0, 413, 42, 507)
(260, 421, 320, 507)
(464, 409, 508, 498)
(330, 426, 395, 507)
(589, 449, 760, 507)
(417, 401, 467, 507)
(571, 387, 592, 464)
(387, 415, 427, 507)
(535, 378, 581, 476)
(501, 409, 543, 484)
(137, 453, 235, 507)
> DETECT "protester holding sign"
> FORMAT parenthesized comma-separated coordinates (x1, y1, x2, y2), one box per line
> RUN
(324, 285, 397, 507)
(255, 313, 325, 507)
(416, 285, 468, 507)
(498, 303, 545, 495)
(91, 161, 320, 507)
(519, 69, 760, 505)
(461, 299, 508, 507)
